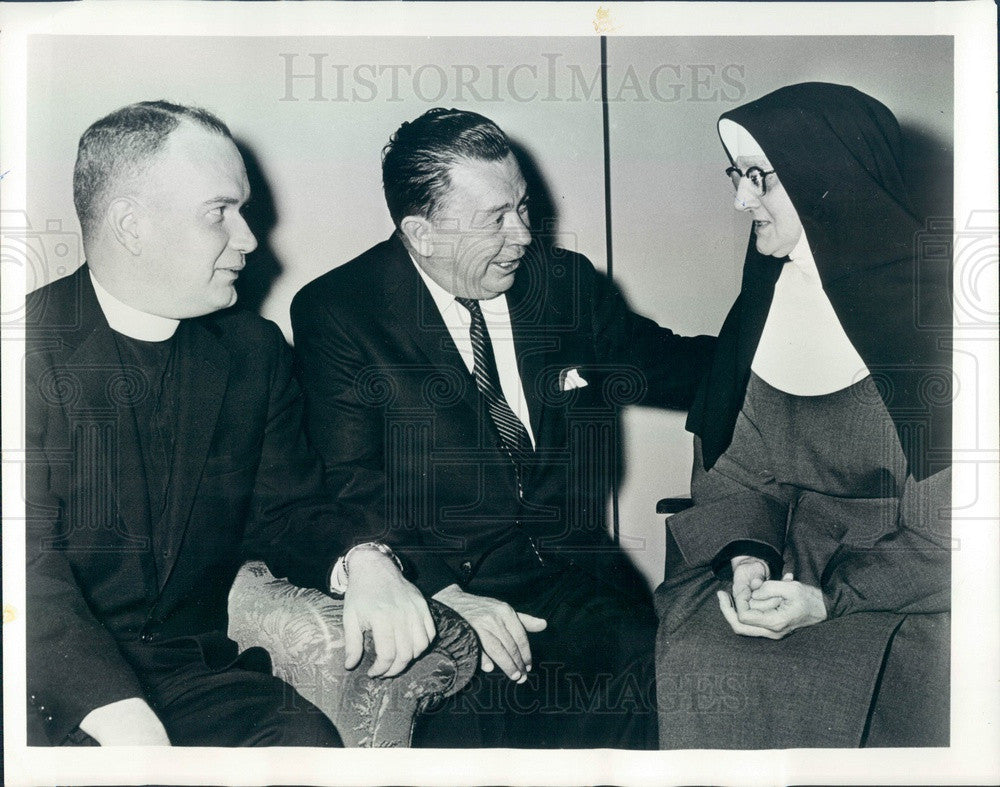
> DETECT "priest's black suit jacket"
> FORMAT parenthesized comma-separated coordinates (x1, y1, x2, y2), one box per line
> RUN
(25, 266, 351, 744)
(291, 236, 716, 602)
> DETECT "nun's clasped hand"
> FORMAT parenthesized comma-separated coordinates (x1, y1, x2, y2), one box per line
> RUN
(717, 573, 827, 639)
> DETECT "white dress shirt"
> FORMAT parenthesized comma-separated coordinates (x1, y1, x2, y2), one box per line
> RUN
(751, 233, 869, 395)
(90, 271, 179, 341)
(411, 258, 536, 448)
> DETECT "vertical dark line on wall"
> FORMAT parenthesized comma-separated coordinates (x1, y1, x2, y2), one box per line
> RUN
(600, 35, 620, 547)
(600, 35, 614, 281)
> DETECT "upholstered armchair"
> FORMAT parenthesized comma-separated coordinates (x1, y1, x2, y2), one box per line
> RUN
(228, 561, 478, 747)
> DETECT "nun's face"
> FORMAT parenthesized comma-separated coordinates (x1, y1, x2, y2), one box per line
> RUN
(732, 155, 803, 258)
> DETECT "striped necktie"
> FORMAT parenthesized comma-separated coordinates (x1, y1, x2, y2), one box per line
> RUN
(455, 297, 533, 473)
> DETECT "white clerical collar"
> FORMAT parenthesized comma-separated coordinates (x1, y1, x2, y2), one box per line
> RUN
(90, 271, 179, 341)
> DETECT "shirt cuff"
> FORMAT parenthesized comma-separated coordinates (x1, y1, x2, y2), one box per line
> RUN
(329, 556, 349, 595)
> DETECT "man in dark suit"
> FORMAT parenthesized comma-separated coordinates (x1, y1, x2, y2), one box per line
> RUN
(291, 108, 715, 747)
(26, 101, 435, 746)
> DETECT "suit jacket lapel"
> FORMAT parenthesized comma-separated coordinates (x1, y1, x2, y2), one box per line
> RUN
(504, 250, 552, 446)
(68, 321, 156, 547)
(156, 318, 230, 591)
(379, 236, 482, 418)
(60, 269, 158, 594)
(379, 235, 563, 445)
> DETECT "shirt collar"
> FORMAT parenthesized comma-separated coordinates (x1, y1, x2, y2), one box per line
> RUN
(408, 252, 511, 327)
(90, 271, 180, 341)
(409, 253, 463, 314)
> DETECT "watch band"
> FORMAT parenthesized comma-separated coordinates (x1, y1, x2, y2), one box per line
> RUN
(328, 542, 403, 595)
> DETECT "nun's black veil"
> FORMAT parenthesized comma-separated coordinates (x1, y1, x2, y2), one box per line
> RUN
(686, 82, 952, 481)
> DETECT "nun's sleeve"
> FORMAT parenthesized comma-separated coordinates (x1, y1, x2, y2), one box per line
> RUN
(821, 466, 951, 617)
(664, 438, 789, 580)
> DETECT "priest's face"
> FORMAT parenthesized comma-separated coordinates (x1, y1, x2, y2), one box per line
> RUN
(732, 155, 803, 258)
(132, 122, 257, 318)
(409, 153, 531, 300)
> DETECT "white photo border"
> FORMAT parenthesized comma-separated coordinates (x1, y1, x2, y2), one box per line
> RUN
(2, 2, 997, 785)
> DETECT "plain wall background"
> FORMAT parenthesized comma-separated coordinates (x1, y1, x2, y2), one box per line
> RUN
(27, 35, 952, 589)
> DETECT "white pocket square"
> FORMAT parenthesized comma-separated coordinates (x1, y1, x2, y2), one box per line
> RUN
(560, 367, 589, 391)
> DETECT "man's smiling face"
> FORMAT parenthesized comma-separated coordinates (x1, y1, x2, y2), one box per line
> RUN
(417, 153, 532, 300)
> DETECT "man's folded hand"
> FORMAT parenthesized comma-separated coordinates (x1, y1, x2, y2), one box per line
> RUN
(342, 547, 437, 678)
(432, 584, 546, 682)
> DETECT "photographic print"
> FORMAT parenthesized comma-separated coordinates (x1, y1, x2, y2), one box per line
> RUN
(2, 3, 996, 785)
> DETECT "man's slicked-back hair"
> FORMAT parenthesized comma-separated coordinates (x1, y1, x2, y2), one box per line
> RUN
(381, 108, 511, 227)
(73, 100, 232, 242)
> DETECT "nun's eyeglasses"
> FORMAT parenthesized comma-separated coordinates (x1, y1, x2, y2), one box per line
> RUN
(725, 165, 776, 196)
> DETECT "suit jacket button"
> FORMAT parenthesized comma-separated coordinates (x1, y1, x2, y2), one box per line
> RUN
(140, 633, 154, 643)
(460, 561, 473, 578)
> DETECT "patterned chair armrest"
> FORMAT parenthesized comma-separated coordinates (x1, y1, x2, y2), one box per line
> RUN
(228, 560, 478, 747)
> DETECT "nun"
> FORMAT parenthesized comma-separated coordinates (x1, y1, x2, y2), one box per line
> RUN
(655, 82, 952, 749)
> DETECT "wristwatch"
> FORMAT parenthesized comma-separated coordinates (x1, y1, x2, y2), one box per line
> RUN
(328, 541, 403, 595)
